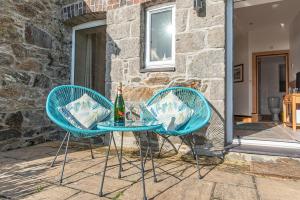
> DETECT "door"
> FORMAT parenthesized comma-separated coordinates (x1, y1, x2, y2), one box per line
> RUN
(72, 21, 106, 95)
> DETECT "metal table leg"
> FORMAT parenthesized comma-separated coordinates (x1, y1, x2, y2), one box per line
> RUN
(146, 132, 157, 182)
(99, 132, 113, 197)
(138, 133, 147, 200)
(118, 131, 124, 178)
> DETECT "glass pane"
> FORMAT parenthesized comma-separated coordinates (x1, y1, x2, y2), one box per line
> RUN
(150, 9, 173, 62)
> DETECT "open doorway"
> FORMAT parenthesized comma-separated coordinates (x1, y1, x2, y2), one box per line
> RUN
(71, 21, 106, 95)
(233, 0, 300, 143)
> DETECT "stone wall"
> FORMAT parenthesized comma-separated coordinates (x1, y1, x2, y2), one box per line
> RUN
(105, 0, 226, 153)
(0, 0, 72, 151)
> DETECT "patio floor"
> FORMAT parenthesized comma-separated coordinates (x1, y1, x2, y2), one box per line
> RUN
(1, 142, 300, 200)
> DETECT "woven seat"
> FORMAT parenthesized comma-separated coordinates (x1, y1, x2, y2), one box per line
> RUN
(142, 87, 211, 179)
(46, 85, 113, 138)
(46, 85, 117, 184)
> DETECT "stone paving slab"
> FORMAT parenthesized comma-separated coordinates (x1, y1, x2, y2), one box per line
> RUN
(0, 173, 51, 199)
(68, 192, 109, 200)
(212, 183, 258, 200)
(202, 168, 255, 188)
(66, 174, 132, 199)
(1, 142, 300, 200)
(256, 176, 300, 200)
(22, 186, 79, 200)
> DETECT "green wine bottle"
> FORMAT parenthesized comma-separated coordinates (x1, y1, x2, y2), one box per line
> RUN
(114, 82, 125, 124)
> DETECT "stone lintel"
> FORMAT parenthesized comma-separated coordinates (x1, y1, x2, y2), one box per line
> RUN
(63, 11, 107, 26)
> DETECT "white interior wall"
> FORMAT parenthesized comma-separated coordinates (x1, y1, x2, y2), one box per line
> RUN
(234, 24, 290, 116)
(234, 30, 250, 115)
(290, 12, 300, 81)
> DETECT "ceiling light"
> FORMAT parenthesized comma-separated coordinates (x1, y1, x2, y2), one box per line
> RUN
(280, 23, 285, 28)
(272, 4, 279, 9)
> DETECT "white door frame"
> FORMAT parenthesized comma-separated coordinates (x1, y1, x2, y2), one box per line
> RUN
(226, 1, 300, 149)
(71, 20, 106, 84)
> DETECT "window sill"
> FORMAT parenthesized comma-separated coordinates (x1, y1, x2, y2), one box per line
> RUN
(140, 67, 175, 73)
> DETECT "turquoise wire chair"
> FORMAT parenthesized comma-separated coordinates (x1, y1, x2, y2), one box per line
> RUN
(46, 85, 120, 184)
(142, 87, 211, 179)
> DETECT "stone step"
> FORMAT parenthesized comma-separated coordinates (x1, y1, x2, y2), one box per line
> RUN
(225, 145, 300, 179)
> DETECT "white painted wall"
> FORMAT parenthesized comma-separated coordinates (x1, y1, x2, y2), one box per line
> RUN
(234, 31, 251, 115)
(290, 12, 300, 81)
(234, 24, 290, 116)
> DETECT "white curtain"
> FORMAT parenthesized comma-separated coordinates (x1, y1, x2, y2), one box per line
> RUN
(84, 34, 92, 88)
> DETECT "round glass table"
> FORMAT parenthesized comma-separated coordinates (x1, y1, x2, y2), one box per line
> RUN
(97, 120, 162, 200)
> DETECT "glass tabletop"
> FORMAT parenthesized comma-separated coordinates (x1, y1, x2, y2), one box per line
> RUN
(97, 120, 162, 132)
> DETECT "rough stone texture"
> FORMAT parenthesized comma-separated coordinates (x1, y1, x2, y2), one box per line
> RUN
(0, 0, 72, 151)
(105, 0, 225, 153)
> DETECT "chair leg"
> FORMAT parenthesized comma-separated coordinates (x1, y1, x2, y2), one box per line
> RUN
(99, 132, 113, 197)
(143, 146, 149, 167)
(138, 133, 147, 200)
(59, 132, 70, 185)
(147, 132, 157, 183)
(157, 136, 167, 158)
(118, 131, 124, 179)
(192, 134, 201, 179)
(50, 132, 68, 167)
(89, 139, 95, 159)
(185, 136, 196, 160)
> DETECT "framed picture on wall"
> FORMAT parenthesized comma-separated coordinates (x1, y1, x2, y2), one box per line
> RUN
(234, 64, 244, 83)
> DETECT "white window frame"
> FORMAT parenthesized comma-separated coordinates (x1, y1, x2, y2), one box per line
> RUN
(71, 20, 106, 84)
(145, 4, 176, 69)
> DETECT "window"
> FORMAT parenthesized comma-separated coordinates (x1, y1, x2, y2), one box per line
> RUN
(145, 5, 175, 69)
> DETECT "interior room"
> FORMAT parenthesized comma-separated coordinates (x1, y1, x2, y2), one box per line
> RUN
(233, 0, 300, 143)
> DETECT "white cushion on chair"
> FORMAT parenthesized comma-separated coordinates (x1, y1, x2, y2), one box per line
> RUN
(59, 93, 111, 129)
(147, 92, 194, 131)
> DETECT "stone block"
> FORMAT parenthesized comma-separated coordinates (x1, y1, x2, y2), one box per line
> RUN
(11, 43, 28, 58)
(176, 0, 193, 8)
(176, 9, 188, 33)
(0, 23, 22, 42)
(0, 129, 22, 141)
(117, 38, 140, 59)
(123, 86, 159, 102)
(16, 58, 42, 72)
(0, 52, 14, 66)
(0, 68, 31, 86)
(189, 3, 225, 30)
(107, 22, 131, 40)
(130, 19, 141, 37)
(187, 49, 225, 78)
(176, 31, 206, 53)
(107, 59, 124, 81)
(209, 79, 225, 100)
(207, 26, 225, 48)
(5, 111, 23, 129)
(33, 74, 51, 88)
(15, 3, 39, 18)
(169, 78, 209, 93)
(128, 58, 141, 76)
(25, 23, 52, 49)
(144, 74, 170, 85)
(175, 54, 186, 74)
